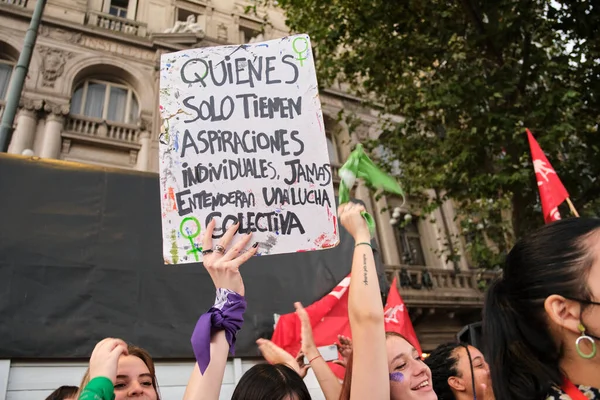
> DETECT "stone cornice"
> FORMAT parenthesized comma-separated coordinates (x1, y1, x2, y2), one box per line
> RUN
(1, 3, 224, 54)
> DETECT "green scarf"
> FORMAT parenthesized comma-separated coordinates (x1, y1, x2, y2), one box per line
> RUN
(338, 144, 404, 237)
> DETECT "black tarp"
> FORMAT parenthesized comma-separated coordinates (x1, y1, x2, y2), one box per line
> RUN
(0, 154, 387, 359)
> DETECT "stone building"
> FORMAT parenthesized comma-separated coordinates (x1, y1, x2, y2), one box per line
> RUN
(0, 0, 493, 397)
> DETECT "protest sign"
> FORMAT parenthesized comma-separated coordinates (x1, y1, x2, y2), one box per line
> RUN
(158, 35, 339, 264)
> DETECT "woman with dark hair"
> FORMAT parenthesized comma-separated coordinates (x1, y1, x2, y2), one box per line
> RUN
(45, 385, 78, 400)
(231, 363, 311, 400)
(424, 342, 492, 400)
(483, 217, 600, 400)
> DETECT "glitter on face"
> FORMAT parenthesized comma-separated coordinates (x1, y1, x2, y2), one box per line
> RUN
(389, 372, 404, 382)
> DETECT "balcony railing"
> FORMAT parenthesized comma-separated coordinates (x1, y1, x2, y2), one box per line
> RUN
(64, 114, 141, 143)
(0, 0, 27, 7)
(86, 10, 147, 37)
(385, 264, 500, 308)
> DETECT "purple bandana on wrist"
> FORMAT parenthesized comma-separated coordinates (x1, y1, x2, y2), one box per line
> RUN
(191, 288, 246, 374)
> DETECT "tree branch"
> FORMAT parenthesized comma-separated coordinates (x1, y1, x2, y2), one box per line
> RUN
(458, 0, 504, 66)
(517, 31, 532, 96)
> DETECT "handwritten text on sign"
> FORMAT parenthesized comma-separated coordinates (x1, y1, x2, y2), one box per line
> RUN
(159, 35, 339, 264)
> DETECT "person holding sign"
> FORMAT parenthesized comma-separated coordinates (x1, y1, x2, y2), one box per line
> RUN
(183, 220, 311, 400)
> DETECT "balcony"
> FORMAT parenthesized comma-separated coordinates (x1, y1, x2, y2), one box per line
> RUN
(63, 114, 141, 147)
(85, 10, 147, 37)
(0, 0, 27, 7)
(385, 264, 500, 309)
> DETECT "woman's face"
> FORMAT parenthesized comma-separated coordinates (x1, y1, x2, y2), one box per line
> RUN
(453, 346, 491, 399)
(582, 238, 600, 340)
(114, 355, 158, 400)
(387, 335, 437, 400)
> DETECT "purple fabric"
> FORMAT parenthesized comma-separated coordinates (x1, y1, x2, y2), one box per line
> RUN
(191, 288, 246, 374)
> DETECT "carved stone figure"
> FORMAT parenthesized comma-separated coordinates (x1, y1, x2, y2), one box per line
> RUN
(248, 33, 264, 44)
(38, 47, 72, 88)
(39, 26, 82, 44)
(164, 14, 204, 34)
(217, 23, 228, 41)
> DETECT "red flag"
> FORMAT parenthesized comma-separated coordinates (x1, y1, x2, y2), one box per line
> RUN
(384, 277, 422, 355)
(526, 129, 569, 223)
(271, 275, 351, 379)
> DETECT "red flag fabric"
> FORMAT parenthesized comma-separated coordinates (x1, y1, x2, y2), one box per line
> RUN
(526, 129, 569, 223)
(271, 275, 351, 379)
(384, 276, 423, 355)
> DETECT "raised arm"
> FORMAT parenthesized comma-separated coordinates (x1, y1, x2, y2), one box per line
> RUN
(184, 220, 257, 400)
(338, 202, 389, 400)
(295, 302, 342, 400)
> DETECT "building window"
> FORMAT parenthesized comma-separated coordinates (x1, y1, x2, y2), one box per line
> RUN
(239, 26, 261, 43)
(326, 135, 337, 164)
(70, 79, 139, 124)
(109, 0, 128, 18)
(177, 8, 198, 22)
(0, 59, 14, 100)
(395, 214, 426, 266)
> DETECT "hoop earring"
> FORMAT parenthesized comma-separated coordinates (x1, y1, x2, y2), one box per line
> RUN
(576, 323, 597, 359)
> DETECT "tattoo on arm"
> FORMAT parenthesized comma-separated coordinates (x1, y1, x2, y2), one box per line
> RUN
(362, 253, 368, 286)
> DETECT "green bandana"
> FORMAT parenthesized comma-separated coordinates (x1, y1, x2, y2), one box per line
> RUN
(338, 144, 404, 237)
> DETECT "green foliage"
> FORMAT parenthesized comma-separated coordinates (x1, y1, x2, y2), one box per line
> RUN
(255, 0, 600, 268)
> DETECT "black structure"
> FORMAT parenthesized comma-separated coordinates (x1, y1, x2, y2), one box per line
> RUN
(457, 321, 482, 348)
(0, 154, 387, 359)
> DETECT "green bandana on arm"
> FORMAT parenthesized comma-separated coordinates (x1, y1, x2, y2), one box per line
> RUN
(338, 144, 405, 237)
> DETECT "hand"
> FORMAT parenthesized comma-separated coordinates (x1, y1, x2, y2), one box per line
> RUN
(202, 219, 258, 296)
(295, 350, 311, 378)
(333, 335, 352, 368)
(295, 302, 318, 359)
(338, 202, 370, 242)
(256, 339, 308, 377)
(88, 338, 128, 384)
(480, 382, 495, 400)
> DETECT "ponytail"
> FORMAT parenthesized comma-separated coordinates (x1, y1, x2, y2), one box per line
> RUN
(483, 279, 561, 400)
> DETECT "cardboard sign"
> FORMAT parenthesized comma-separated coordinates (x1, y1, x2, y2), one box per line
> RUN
(158, 35, 339, 264)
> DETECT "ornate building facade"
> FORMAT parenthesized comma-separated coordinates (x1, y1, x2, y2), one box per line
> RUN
(0, 0, 491, 354)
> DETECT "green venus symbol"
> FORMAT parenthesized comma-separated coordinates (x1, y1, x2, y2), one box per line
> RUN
(292, 36, 309, 67)
(180, 216, 202, 261)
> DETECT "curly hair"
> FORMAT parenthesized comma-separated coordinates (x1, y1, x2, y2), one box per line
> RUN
(424, 342, 464, 400)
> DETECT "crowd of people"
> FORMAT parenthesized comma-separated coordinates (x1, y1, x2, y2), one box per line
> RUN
(45, 202, 600, 400)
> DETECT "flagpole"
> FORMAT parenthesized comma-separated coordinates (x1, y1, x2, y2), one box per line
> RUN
(565, 198, 580, 217)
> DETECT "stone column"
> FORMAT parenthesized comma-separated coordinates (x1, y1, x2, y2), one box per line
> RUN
(8, 98, 43, 155)
(136, 131, 151, 171)
(40, 102, 69, 160)
(373, 191, 402, 265)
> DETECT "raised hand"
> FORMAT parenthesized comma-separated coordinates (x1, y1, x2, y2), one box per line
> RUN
(295, 302, 318, 360)
(202, 220, 258, 296)
(256, 338, 308, 377)
(338, 202, 370, 242)
(88, 338, 129, 384)
(333, 335, 353, 368)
